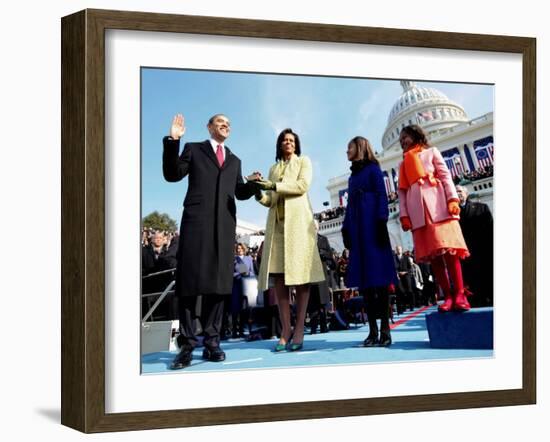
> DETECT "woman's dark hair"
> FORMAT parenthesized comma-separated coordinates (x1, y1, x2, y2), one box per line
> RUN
(399, 124, 431, 147)
(276, 128, 301, 161)
(348, 136, 379, 165)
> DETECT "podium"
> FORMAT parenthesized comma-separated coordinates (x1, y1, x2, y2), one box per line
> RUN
(425, 307, 493, 349)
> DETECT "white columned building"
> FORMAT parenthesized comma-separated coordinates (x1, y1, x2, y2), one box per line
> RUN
(320, 81, 494, 253)
(236, 219, 264, 249)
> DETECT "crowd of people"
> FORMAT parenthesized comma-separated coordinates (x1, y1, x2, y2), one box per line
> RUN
(314, 206, 345, 222)
(453, 165, 494, 184)
(142, 112, 493, 369)
(387, 191, 399, 203)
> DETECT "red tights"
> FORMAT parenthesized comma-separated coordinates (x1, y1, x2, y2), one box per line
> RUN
(430, 252, 464, 295)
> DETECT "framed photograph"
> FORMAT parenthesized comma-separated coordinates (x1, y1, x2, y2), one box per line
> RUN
(61, 9, 536, 433)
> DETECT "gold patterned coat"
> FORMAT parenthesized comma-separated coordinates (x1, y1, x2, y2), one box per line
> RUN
(256, 154, 325, 291)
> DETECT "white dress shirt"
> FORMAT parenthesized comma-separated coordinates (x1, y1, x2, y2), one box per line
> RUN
(209, 139, 226, 162)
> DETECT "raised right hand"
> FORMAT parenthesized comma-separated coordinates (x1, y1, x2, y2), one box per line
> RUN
(170, 114, 186, 140)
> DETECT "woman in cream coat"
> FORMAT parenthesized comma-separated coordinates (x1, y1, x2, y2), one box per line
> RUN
(254, 128, 325, 351)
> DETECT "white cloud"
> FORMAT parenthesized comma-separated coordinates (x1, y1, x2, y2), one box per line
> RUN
(426, 82, 494, 118)
(358, 93, 382, 123)
(358, 83, 396, 123)
(260, 76, 320, 138)
(356, 83, 398, 150)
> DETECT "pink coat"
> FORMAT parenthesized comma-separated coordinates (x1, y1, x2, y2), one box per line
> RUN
(397, 147, 459, 230)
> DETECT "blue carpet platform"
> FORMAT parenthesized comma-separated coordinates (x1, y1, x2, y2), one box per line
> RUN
(425, 307, 494, 349)
(141, 305, 494, 374)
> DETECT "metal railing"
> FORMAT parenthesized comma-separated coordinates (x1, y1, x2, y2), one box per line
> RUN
(142, 268, 176, 321)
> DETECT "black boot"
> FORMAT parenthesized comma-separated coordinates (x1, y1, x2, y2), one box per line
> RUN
(319, 308, 328, 333)
(378, 288, 392, 347)
(309, 311, 319, 335)
(362, 289, 379, 347)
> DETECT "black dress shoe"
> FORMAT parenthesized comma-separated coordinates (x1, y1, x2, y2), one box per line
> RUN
(378, 332, 392, 347)
(363, 335, 379, 347)
(202, 346, 226, 362)
(170, 349, 193, 370)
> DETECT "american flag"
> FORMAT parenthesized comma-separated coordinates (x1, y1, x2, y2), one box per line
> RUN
(453, 155, 464, 175)
(339, 189, 349, 207)
(417, 111, 433, 122)
(444, 158, 457, 177)
(475, 142, 494, 168)
(383, 176, 391, 195)
(444, 153, 463, 178)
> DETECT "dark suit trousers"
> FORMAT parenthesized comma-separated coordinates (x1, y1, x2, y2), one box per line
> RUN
(178, 294, 226, 350)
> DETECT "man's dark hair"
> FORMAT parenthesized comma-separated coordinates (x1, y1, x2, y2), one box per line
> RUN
(208, 114, 228, 125)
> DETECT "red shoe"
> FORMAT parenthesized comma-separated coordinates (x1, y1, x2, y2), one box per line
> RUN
(453, 290, 471, 311)
(438, 294, 453, 313)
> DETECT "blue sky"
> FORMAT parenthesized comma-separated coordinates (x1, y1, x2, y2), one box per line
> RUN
(141, 68, 493, 228)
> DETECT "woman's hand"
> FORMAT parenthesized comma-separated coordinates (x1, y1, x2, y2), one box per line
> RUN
(256, 179, 276, 191)
(400, 216, 412, 231)
(447, 200, 461, 216)
(170, 114, 186, 140)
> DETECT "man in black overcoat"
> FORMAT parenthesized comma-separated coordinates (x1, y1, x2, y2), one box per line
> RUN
(308, 221, 336, 333)
(141, 231, 178, 276)
(457, 185, 494, 307)
(163, 113, 256, 369)
(393, 245, 413, 313)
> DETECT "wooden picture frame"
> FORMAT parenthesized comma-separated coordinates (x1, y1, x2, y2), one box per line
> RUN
(61, 8, 536, 433)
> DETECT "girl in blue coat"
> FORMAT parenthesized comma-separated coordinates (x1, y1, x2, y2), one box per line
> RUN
(342, 136, 398, 346)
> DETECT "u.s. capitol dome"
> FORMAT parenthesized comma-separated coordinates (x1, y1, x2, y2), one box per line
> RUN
(322, 80, 494, 252)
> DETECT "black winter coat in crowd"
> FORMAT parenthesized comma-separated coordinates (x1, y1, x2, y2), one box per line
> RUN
(312, 233, 336, 304)
(141, 237, 179, 276)
(163, 138, 255, 297)
(459, 199, 494, 305)
(394, 253, 413, 293)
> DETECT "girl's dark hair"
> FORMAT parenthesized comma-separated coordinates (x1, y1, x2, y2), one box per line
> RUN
(400, 124, 431, 147)
(348, 136, 379, 165)
(276, 128, 301, 161)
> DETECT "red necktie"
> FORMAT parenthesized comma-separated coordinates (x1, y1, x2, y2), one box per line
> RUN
(216, 144, 224, 167)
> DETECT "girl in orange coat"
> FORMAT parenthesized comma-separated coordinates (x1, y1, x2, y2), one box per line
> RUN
(397, 125, 470, 312)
